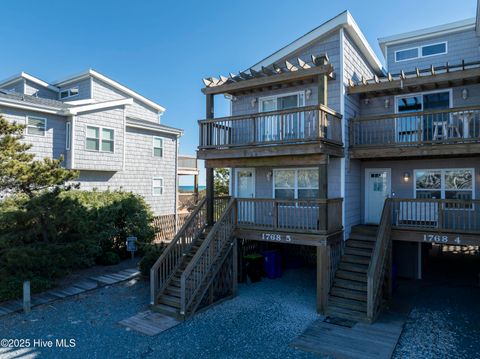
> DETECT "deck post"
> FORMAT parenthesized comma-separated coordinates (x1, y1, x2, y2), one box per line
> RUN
(206, 167, 214, 226)
(194, 173, 199, 202)
(316, 244, 330, 314)
(318, 162, 328, 231)
(232, 239, 238, 296)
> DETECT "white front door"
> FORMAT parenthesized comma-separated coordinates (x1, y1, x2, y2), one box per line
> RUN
(236, 168, 255, 198)
(365, 168, 391, 224)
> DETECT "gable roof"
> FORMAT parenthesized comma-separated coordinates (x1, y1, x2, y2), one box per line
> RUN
(0, 72, 60, 92)
(53, 69, 166, 113)
(378, 18, 476, 57)
(249, 11, 384, 75)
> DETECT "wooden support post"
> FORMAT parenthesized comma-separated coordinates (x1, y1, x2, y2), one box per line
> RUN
(23, 281, 31, 314)
(318, 163, 328, 231)
(194, 173, 199, 202)
(316, 245, 330, 314)
(232, 239, 238, 296)
(206, 167, 214, 226)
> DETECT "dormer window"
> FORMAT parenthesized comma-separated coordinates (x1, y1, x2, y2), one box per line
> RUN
(60, 87, 79, 99)
(395, 42, 447, 62)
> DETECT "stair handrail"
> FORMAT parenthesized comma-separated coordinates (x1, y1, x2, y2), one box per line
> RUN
(150, 197, 208, 305)
(366, 199, 392, 321)
(180, 198, 237, 317)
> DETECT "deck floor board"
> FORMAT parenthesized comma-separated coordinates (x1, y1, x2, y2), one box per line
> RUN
(291, 312, 405, 359)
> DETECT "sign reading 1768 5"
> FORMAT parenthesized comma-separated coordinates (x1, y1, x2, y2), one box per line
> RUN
(423, 234, 461, 245)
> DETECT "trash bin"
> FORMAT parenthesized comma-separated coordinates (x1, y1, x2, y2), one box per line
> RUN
(262, 250, 282, 279)
(244, 254, 264, 283)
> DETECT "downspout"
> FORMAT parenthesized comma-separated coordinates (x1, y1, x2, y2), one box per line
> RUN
(122, 107, 126, 171)
(339, 28, 346, 240)
(71, 115, 76, 169)
(174, 135, 179, 231)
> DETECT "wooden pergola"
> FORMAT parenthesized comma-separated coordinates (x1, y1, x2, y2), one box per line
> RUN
(348, 60, 480, 97)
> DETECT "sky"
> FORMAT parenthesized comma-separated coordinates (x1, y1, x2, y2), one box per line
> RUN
(0, 0, 476, 185)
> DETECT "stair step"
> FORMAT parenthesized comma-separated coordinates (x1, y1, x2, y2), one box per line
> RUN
(335, 270, 367, 283)
(328, 296, 367, 313)
(346, 239, 375, 250)
(326, 306, 368, 322)
(338, 262, 368, 273)
(331, 287, 367, 302)
(333, 278, 367, 292)
(151, 303, 180, 318)
(351, 225, 378, 235)
(342, 255, 370, 265)
(344, 247, 373, 257)
(349, 233, 376, 242)
(158, 294, 181, 308)
(165, 286, 181, 297)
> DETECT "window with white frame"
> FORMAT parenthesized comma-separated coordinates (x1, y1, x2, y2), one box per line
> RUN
(26, 116, 46, 136)
(415, 169, 473, 200)
(273, 168, 319, 200)
(60, 87, 79, 99)
(66, 122, 71, 150)
(153, 137, 163, 157)
(152, 177, 164, 196)
(85, 126, 114, 152)
(395, 42, 447, 62)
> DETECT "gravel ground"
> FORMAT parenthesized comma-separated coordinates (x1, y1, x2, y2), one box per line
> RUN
(0, 268, 320, 359)
(392, 255, 480, 359)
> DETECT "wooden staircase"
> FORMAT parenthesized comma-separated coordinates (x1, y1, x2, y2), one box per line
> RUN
(154, 227, 212, 319)
(326, 225, 377, 322)
(150, 198, 237, 320)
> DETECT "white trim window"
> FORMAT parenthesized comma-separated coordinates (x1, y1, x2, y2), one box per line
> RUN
(85, 126, 114, 153)
(153, 136, 163, 157)
(60, 87, 79, 99)
(66, 122, 71, 150)
(273, 168, 319, 200)
(415, 168, 474, 201)
(395, 42, 447, 62)
(152, 177, 164, 196)
(26, 116, 47, 136)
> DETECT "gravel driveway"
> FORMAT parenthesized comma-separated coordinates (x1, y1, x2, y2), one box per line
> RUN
(0, 268, 320, 359)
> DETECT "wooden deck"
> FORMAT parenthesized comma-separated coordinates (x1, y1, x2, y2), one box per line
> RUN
(119, 310, 180, 336)
(291, 311, 406, 359)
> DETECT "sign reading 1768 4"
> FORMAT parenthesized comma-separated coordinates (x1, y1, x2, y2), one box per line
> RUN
(423, 234, 461, 245)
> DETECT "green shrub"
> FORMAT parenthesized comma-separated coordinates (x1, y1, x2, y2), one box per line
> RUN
(97, 251, 121, 266)
(139, 244, 166, 277)
(0, 189, 155, 301)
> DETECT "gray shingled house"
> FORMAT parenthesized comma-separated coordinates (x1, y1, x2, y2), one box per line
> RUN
(0, 69, 183, 215)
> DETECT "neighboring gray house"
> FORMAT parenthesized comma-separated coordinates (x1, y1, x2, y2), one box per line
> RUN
(0, 70, 183, 215)
(152, 8, 480, 323)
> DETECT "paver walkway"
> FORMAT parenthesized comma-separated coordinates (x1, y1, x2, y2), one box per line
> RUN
(0, 268, 139, 317)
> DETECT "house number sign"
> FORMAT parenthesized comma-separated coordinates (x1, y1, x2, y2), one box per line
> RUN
(423, 234, 461, 245)
(261, 233, 292, 242)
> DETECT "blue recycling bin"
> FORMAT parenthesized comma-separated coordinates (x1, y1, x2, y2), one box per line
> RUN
(262, 250, 282, 279)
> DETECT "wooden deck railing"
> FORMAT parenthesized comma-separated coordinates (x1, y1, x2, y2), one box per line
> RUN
(367, 199, 392, 321)
(150, 198, 208, 304)
(351, 106, 480, 147)
(180, 198, 237, 317)
(236, 197, 343, 234)
(391, 198, 480, 233)
(199, 105, 342, 149)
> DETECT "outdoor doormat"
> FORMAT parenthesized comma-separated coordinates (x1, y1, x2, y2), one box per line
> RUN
(119, 310, 180, 336)
(323, 316, 356, 328)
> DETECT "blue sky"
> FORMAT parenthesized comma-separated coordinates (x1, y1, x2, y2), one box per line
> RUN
(1, 0, 476, 185)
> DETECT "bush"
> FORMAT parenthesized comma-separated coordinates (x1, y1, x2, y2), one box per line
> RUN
(139, 244, 166, 277)
(0, 189, 155, 301)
